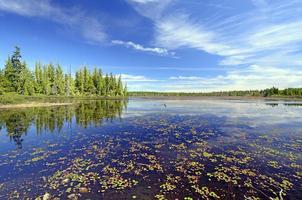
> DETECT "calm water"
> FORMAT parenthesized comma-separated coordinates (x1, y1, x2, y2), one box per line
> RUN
(0, 98, 301, 200)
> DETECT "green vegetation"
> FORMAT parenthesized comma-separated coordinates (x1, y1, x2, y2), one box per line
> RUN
(130, 87, 302, 97)
(0, 47, 127, 100)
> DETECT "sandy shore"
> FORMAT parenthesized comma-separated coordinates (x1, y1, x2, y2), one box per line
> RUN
(0, 102, 73, 109)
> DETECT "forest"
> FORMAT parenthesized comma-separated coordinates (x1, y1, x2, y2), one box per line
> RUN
(130, 87, 302, 97)
(0, 47, 127, 97)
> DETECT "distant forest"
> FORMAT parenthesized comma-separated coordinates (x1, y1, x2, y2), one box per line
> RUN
(0, 47, 127, 96)
(130, 87, 302, 97)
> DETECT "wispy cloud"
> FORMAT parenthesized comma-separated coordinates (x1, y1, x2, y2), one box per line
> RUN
(165, 65, 302, 92)
(129, 0, 302, 68)
(124, 65, 302, 92)
(129, 0, 160, 4)
(0, 0, 106, 43)
(112, 40, 176, 57)
(124, 0, 302, 91)
(120, 74, 159, 82)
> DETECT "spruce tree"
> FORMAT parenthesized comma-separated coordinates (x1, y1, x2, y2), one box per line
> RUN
(55, 64, 65, 95)
(3, 57, 15, 92)
(1, 46, 128, 97)
(10, 46, 23, 91)
(75, 69, 84, 95)
(18, 62, 35, 95)
(0, 69, 5, 95)
(42, 65, 51, 95)
(34, 62, 43, 94)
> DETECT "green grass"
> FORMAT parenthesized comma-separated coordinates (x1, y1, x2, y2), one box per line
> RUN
(0, 93, 128, 105)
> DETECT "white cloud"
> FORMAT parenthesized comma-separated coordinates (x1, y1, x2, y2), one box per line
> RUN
(112, 40, 176, 57)
(0, 0, 106, 43)
(129, 0, 160, 3)
(120, 74, 159, 82)
(123, 65, 302, 92)
(128, 0, 302, 69)
(164, 65, 302, 92)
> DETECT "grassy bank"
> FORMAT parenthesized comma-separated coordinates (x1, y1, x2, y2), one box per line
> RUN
(0, 93, 127, 105)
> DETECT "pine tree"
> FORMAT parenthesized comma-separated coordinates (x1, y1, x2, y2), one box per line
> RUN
(34, 62, 43, 94)
(55, 64, 65, 95)
(83, 67, 95, 94)
(104, 74, 109, 96)
(75, 69, 84, 95)
(0, 69, 5, 95)
(42, 65, 51, 95)
(117, 75, 123, 96)
(3, 57, 15, 92)
(47, 63, 56, 95)
(17, 62, 35, 95)
(65, 73, 75, 96)
(10, 46, 23, 91)
(92, 68, 99, 95)
(123, 84, 128, 96)
(98, 69, 104, 96)
(1, 46, 128, 97)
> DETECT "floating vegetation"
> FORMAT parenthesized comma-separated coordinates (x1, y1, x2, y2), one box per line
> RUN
(0, 99, 301, 199)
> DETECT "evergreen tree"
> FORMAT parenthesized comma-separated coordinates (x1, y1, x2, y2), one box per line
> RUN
(98, 69, 104, 96)
(47, 63, 56, 95)
(42, 65, 51, 95)
(3, 57, 15, 92)
(65, 73, 75, 96)
(17, 62, 35, 95)
(34, 62, 43, 94)
(75, 69, 84, 95)
(104, 74, 109, 96)
(0, 69, 5, 95)
(55, 64, 65, 95)
(1, 46, 128, 97)
(83, 67, 95, 94)
(117, 75, 123, 96)
(10, 46, 23, 91)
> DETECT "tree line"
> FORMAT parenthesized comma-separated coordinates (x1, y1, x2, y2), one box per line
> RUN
(130, 87, 302, 97)
(0, 47, 128, 96)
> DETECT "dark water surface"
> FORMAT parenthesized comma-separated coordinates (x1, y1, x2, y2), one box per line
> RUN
(0, 98, 301, 200)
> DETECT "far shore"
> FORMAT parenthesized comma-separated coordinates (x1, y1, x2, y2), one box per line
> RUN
(1, 95, 302, 109)
(131, 95, 302, 101)
(0, 102, 73, 109)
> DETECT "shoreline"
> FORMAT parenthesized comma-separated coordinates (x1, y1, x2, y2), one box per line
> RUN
(0, 102, 73, 109)
(1, 95, 302, 109)
(130, 95, 302, 101)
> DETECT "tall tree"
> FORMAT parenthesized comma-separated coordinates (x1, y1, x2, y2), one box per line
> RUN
(83, 67, 95, 94)
(3, 57, 15, 92)
(75, 69, 84, 95)
(17, 62, 35, 95)
(0, 69, 5, 95)
(55, 64, 65, 95)
(1, 46, 128, 97)
(10, 46, 23, 91)
(42, 65, 51, 95)
(34, 62, 43, 94)
(47, 63, 56, 95)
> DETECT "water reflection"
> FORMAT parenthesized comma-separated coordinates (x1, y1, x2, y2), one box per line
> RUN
(0, 99, 301, 199)
(266, 102, 302, 107)
(0, 100, 128, 149)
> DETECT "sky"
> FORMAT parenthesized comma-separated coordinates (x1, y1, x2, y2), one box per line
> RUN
(0, 0, 302, 92)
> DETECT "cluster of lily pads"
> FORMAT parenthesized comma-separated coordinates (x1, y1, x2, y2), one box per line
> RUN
(0, 114, 301, 199)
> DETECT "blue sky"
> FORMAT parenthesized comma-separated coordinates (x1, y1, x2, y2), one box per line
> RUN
(0, 0, 302, 92)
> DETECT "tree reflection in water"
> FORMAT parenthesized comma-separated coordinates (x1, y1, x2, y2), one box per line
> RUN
(0, 100, 128, 149)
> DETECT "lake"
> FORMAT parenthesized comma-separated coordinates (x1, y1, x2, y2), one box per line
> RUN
(0, 98, 301, 199)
